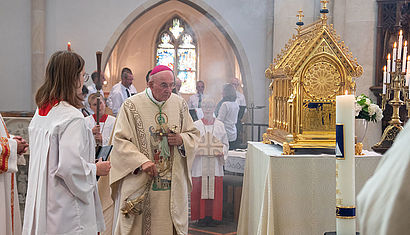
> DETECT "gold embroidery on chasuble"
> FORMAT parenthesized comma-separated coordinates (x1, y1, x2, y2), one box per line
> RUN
(122, 100, 152, 234)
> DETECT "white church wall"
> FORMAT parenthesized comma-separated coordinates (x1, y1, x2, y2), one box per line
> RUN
(0, 0, 32, 111)
(333, 0, 380, 150)
(43, 0, 274, 140)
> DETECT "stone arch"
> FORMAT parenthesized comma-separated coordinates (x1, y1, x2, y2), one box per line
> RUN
(101, 0, 253, 104)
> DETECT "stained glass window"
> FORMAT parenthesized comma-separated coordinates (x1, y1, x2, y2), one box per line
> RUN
(155, 17, 197, 94)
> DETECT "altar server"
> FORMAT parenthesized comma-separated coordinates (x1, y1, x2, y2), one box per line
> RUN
(23, 50, 111, 234)
(0, 114, 28, 235)
(191, 99, 229, 226)
(358, 121, 410, 234)
(85, 93, 116, 146)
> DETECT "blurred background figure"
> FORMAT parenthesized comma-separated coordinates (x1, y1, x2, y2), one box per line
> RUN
(107, 67, 137, 116)
(84, 93, 116, 147)
(215, 84, 239, 150)
(188, 80, 207, 121)
(191, 99, 229, 227)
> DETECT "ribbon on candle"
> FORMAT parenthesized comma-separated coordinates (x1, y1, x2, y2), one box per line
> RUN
(336, 124, 345, 160)
(336, 206, 356, 219)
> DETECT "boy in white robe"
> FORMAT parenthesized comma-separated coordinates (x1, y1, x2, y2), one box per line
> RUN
(85, 93, 116, 146)
(0, 114, 28, 235)
(191, 99, 229, 226)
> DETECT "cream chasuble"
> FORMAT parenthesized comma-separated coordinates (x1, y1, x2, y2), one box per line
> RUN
(358, 121, 410, 235)
(108, 90, 199, 235)
(23, 102, 105, 235)
(0, 114, 21, 235)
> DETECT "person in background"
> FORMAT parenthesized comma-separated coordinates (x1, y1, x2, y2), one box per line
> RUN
(85, 71, 106, 114)
(0, 113, 28, 235)
(85, 93, 116, 147)
(188, 80, 207, 121)
(215, 84, 239, 150)
(230, 78, 247, 148)
(23, 50, 111, 234)
(191, 99, 228, 227)
(80, 85, 91, 117)
(107, 67, 137, 116)
(173, 78, 182, 96)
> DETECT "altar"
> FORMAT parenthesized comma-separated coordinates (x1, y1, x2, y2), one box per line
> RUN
(237, 142, 382, 235)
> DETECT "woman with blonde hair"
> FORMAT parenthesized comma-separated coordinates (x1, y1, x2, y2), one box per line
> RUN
(23, 50, 110, 234)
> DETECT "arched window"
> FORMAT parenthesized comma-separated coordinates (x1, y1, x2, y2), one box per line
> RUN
(155, 17, 197, 94)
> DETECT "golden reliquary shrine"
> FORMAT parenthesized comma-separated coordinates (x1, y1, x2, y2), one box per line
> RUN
(263, 5, 363, 154)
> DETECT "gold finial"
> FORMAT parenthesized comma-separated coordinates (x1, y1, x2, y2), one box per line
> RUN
(320, 0, 329, 23)
(297, 10, 304, 22)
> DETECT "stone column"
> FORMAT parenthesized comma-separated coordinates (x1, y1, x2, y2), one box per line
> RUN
(31, 0, 45, 110)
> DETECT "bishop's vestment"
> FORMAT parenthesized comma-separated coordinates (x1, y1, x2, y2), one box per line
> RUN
(0, 114, 21, 235)
(108, 90, 199, 235)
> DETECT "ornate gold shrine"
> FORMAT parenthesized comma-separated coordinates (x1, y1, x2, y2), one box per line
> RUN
(263, 4, 363, 154)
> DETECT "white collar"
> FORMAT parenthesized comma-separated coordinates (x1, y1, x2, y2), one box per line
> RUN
(146, 88, 165, 105)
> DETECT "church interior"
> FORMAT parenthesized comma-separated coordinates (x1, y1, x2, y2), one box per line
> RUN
(1, 0, 409, 234)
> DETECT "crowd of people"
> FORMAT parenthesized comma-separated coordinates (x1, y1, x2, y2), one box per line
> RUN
(0, 50, 248, 235)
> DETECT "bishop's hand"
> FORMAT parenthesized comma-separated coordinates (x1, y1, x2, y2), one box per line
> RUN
(141, 161, 158, 177)
(167, 133, 183, 146)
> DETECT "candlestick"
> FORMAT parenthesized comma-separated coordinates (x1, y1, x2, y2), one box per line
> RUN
(398, 30, 403, 61)
(402, 41, 407, 73)
(387, 54, 391, 83)
(67, 42, 71, 51)
(336, 93, 356, 235)
(393, 42, 397, 73)
(383, 66, 387, 94)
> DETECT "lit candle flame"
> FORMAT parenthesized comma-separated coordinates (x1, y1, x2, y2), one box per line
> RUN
(405, 41, 408, 47)
(345, 90, 348, 95)
(400, 30, 403, 36)
(67, 42, 71, 51)
(394, 42, 397, 48)
(103, 81, 107, 85)
(388, 53, 391, 60)
(384, 65, 386, 71)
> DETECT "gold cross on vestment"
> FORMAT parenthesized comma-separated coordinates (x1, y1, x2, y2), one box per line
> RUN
(297, 10, 304, 22)
(196, 132, 224, 156)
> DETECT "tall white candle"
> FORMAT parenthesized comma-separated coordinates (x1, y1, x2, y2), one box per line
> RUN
(393, 42, 397, 73)
(383, 66, 387, 94)
(402, 41, 407, 73)
(387, 54, 391, 83)
(336, 93, 356, 235)
(398, 30, 403, 61)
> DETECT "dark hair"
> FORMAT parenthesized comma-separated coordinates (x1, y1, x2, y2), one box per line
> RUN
(121, 67, 132, 79)
(82, 85, 89, 96)
(145, 69, 152, 83)
(222, 84, 237, 102)
(91, 71, 99, 82)
(35, 50, 85, 109)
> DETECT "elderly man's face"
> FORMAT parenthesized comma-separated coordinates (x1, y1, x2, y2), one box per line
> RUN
(121, 72, 134, 88)
(175, 79, 182, 92)
(196, 82, 205, 94)
(149, 70, 175, 102)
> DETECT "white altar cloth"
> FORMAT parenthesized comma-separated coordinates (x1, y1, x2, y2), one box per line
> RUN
(237, 142, 382, 235)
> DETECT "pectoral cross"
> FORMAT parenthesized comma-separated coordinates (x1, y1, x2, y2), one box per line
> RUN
(197, 132, 224, 156)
